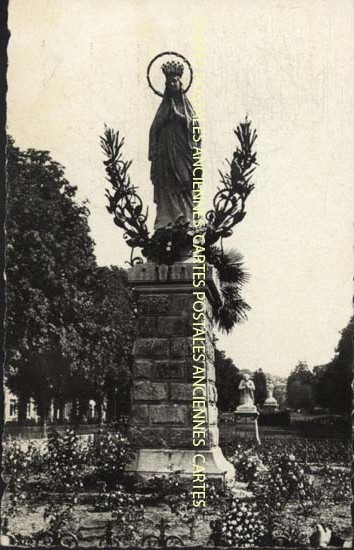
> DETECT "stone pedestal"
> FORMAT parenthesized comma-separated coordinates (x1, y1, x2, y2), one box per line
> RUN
(262, 382, 279, 413)
(262, 400, 279, 413)
(234, 409, 260, 443)
(234, 408, 259, 425)
(127, 262, 235, 482)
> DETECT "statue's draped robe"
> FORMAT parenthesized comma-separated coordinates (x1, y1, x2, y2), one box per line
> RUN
(149, 92, 195, 231)
(238, 379, 255, 407)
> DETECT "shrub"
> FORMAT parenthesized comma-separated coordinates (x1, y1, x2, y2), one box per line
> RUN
(217, 498, 266, 547)
(205, 479, 231, 506)
(94, 482, 141, 513)
(260, 454, 312, 507)
(321, 465, 351, 502)
(43, 502, 74, 531)
(298, 464, 351, 519)
(254, 453, 314, 538)
(90, 428, 134, 489)
(92, 482, 143, 545)
(224, 437, 349, 466)
(26, 441, 47, 477)
(46, 429, 88, 499)
(133, 472, 189, 504)
(2, 441, 31, 516)
(229, 444, 266, 485)
(258, 410, 291, 426)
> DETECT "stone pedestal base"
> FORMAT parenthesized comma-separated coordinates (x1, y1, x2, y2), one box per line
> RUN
(234, 409, 259, 424)
(262, 403, 279, 413)
(235, 411, 259, 424)
(234, 410, 260, 443)
(126, 447, 235, 482)
(262, 397, 279, 413)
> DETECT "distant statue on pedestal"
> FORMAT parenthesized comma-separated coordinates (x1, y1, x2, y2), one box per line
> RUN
(266, 379, 275, 400)
(263, 378, 279, 411)
(149, 59, 195, 231)
(235, 373, 260, 443)
(237, 373, 257, 411)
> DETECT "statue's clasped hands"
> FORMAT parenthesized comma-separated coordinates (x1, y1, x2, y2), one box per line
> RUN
(170, 99, 184, 120)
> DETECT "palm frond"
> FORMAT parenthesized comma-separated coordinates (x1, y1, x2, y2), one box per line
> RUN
(206, 246, 250, 286)
(214, 283, 251, 333)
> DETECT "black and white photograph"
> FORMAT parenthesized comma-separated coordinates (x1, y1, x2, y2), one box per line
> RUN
(1, 0, 354, 548)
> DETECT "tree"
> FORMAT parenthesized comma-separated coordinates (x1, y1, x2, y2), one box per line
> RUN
(215, 348, 240, 411)
(5, 139, 96, 421)
(314, 316, 353, 415)
(5, 139, 135, 423)
(286, 361, 315, 412)
(66, 266, 135, 422)
(273, 383, 287, 409)
(253, 369, 267, 406)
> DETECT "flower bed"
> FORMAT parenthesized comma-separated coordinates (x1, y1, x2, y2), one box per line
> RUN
(2, 490, 351, 547)
(222, 436, 350, 465)
(2, 429, 352, 547)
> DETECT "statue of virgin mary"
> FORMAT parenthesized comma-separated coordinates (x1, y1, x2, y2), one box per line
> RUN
(149, 61, 195, 231)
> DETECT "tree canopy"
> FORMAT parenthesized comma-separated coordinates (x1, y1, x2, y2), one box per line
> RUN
(286, 317, 353, 416)
(253, 368, 267, 406)
(286, 361, 316, 412)
(5, 139, 135, 422)
(215, 348, 240, 411)
(314, 315, 353, 415)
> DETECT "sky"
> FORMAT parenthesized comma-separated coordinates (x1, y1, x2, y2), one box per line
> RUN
(7, 0, 354, 377)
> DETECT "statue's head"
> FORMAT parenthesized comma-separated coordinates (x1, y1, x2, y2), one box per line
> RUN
(162, 61, 184, 95)
(166, 75, 182, 93)
(243, 373, 250, 381)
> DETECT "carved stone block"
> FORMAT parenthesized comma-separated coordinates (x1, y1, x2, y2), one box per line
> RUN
(170, 383, 193, 401)
(208, 426, 219, 447)
(132, 381, 168, 401)
(134, 360, 152, 379)
(206, 339, 215, 362)
(157, 315, 191, 336)
(170, 337, 193, 358)
(130, 404, 149, 425)
(208, 383, 218, 403)
(170, 294, 194, 315)
(207, 362, 216, 383)
(150, 404, 188, 425)
(153, 361, 184, 380)
(170, 427, 194, 449)
(129, 427, 170, 448)
(138, 295, 170, 314)
(138, 316, 157, 337)
(134, 338, 169, 358)
(208, 404, 219, 425)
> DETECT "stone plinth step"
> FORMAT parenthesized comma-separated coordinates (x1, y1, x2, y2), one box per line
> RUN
(126, 447, 235, 483)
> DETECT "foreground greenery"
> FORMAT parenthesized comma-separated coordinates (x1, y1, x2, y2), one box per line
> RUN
(2, 428, 351, 547)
